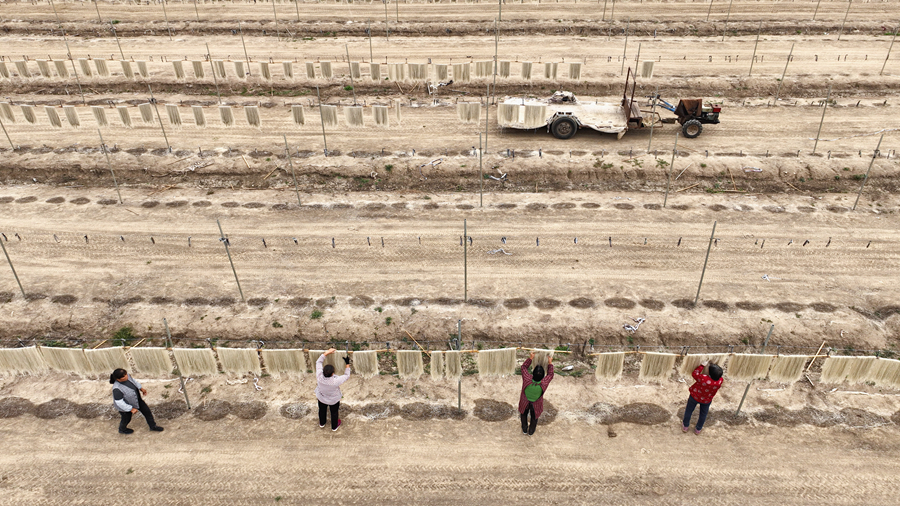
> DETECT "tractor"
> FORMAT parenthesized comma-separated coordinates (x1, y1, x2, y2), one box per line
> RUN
(652, 95, 722, 139)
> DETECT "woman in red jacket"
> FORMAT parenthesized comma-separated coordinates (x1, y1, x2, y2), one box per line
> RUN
(682, 361, 724, 435)
(518, 351, 554, 436)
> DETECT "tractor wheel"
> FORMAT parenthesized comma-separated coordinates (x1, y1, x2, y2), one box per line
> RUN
(550, 116, 578, 140)
(682, 119, 703, 138)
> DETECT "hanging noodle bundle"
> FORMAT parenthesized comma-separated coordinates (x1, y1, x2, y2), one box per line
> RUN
(820, 356, 859, 384)
(245, 105, 261, 127)
(306, 62, 316, 79)
(0, 102, 14, 122)
(0, 61, 9, 79)
(344, 106, 364, 126)
(594, 352, 625, 380)
(474, 61, 492, 77)
(320, 61, 333, 79)
(394, 100, 402, 123)
(641, 60, 655, 79)
(369, 62, 381, 80)
(192, 106, 206, 127)
(234, 61, 246, 79)
(54, 60, 69, 78)
(40, 347, 89, 374)
(408, 63, 427, 80)
(45, 107, 62, 128)
(397, 350, 424, 380)
(523, 105, 548, 129)
(171, 60, 185, 79)
(214, 60, 226, 78)
(165, 104, 182, 126)
(91, 106, 108, 127)
(352, 350, 379, 378)
(15, 61, 31, 78)
(290, 104, 305, 126)
(84, 347, 128, 375)
(259, 62, 271, 80)
(544, 62, 558, 79)
(64, 106, 80, 127)
(219, 106, 234, 126)
(678, 354, 729, 377)
(320, 105, 339, 127)
(532, 350, 554, 370)
(499, 61, 510, 78)
(373, 105, 389, 126)
(767, 355, 810, 383)
(430, 351, 444, 379)
(456, 102, 481, 123)
(308, 350, 324, 366)
(308, 350, 347, 372)
(638, 352, 677, 381)
(866, 358, 900, 388)
(128, 347, 173, 376)
(94, 59, 110, 77)
(350, 61, 361, 79)
(37, 60, 52, 78)
(520, 62, 533, 79)
(260, 349, 306, 375)
(139, 103, 154, 124)
(117, 106, 132, 127)
(434, 64, 448, 81)
(120, 60, 134, 78)
(568, 62, 582, 80)
(387, 63, 406, 81)
(445, 351, 462, 378)
(282, 61, 294, 79)
(20, 105, 36, 124)
(452, 63, 470, 82)
(477, 348, 517, 376)
(0, 347, 47, 375)
(498, 103, 518, 126)
(192, 60, 205, 79)
(727, 354, 775, 381)
(136, 60, 149, 78)
(216, 348, 261, 375)
(172, 348, 218, 376)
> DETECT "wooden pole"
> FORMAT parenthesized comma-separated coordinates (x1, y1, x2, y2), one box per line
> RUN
(620, 18, 630, 75)
(0, 116, 13, 150)
(0, 235, 26, 299)
(881, 25, 898, 75)
(164, 318, 191, 409)
(749, 21, 761, 76)
(774, 42, 794, 105)
(837, 0, 851, 41)
(239, 21, 252, 77)
(479, 133, 483, 207)
(206, 43, 221, 104)
(463, 219, 468, 302)
(316, 86, 328, 155)
(283, 134, 302, 206)
(346, 44, 357, 105)
(216, 218, 245, 302)
(852, 134, 884, 211)
(735, 325, 774, 416)
(812, 84, 832, 155)
(98, 129, 123, 204)
(147, 85, 171, 152)
(663, 132, 678, 207)
(694, 220, 717, 306)
(161, 0, 174, 41)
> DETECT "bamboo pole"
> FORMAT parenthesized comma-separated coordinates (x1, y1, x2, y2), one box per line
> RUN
(812, 0, 822, 20)
(852, 134, 883, 211)
(721, 0, 734, 41)
(273, 0, 281, 40)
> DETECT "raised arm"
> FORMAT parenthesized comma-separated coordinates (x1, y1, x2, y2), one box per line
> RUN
(522, 356, 533, 383)
(692, 364, 706, 382)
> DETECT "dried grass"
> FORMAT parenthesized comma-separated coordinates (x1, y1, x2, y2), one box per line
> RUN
(387, 63, 406, 81)
(408, 63, 427, 80)
(638, 352, 677, 381)
(820, 356, 865, 384)
(0, 61, 10, 78)
(305, 62, 316, 79)
(352, 350, 379, 378)
(678, 354, 729, 377)
(234, 61, 246, 78)
(456, 102, 481, 123)
(117, 106, 132, 127)
(0, 347, 47, 375)
(217, 348, 261, 375)
(727, 354, 775, 381)
(445, 351, 462, 378)
(20, 105, 36, 124)
(498, 103, 518, 125)
(544, 62, 558, 79)
(452, 63, 470, 82)
(768, 355, 810, 383)
(172, 348, 218, 376)
(40, 347, 89, 375)
(78, 58, 92, 77)
(320, 105, 339, 127)
(214, 60, 226, 78)
(430, 351, 444, 379)
(594, 352, 625, 380)
(84, 347, 128, 374)
(0, 102, 14, 122)
(15, 61, 31, 78)
(474, 60, 492, 77)
(397, 350, 424, 380)
(128, 347, 173, 376)
(641, 60, 655, 79)
(260, 349, 306, 375)
(532, 350, 554, 370)
(350, 61, 361, 79)
(477, 349, 517, 376)
(523, 105, 547, 128)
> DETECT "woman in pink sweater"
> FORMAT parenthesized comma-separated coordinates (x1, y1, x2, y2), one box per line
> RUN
(518, 352, 554, 436)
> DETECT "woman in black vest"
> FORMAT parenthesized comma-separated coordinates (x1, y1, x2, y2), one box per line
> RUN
(110, 368, 164, 434)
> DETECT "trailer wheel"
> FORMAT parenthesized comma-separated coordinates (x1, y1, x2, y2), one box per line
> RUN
(551, 117, 578, 140)
(682, 119, 703, 138)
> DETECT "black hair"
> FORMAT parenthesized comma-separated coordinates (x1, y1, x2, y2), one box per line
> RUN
(708, 364, 723, 381)
(109, 368, 127, 384)
(323, 364, 335, 378)
(532, 365, 545, 382)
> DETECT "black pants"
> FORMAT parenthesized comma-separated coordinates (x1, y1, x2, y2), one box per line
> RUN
(119, 398, 157, 432)
(318, 400, 340, 430)
(520, 402, 538, 435)
(683, 396, 711, 431)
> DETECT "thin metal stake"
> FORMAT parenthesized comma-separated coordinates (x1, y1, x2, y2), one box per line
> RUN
(812, 0, 822, 20)
(457, 319, 462, 412)
(837, 0, 852, 41)
(50, 0, 86, 105)
(111, 22, 125, 60)
(0, 116, 14, 150)
(295, 0, 301, 23)
(161, 0, 173, 41)
(812, 84, 832, 155)
(749, 21, 761, 76)
(98, 130, 123, 204)
(283, 134, 302, 206)
(706, 0, 714, 22)
(147, 85, 171, 152)
(193, 0, 200, 22)
(479, 133, 483, 207)
(492, 19, 499, 105)
(316, 86, 328, 155)
(463, 219, 468, 302)
(484, 83, 489, 154)
(881, 25, 898, 75)
(164, 318, 191, 409)
(93, 0, 102, 23)
(602, 0, 608, 21)
(722, 0, 734, 41)
(620, 18, 630, 75)
(774, 42, 794, 104)
(663, 132, 678, 207)
(346, 44, 357, 105)
(206, 43, 221, 104)
(0, 235, 26, 299)
(735, 325, 774, 415)
(853, 134, 884, 211)
(647, 85, 658, 153)
(498, 0, 502, 21)
(694, 220, 717, 306)
(239, 21, 252, 77)
(272, 0, 280, 40)
(216, 218, 245, 302)
(384, 0, 390, 41)
(396, 0, 399, 22)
